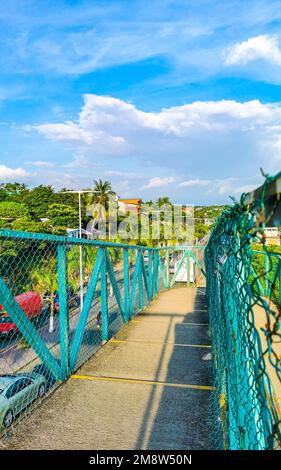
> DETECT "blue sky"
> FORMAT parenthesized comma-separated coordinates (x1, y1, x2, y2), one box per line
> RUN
(1, 0, 281, 204)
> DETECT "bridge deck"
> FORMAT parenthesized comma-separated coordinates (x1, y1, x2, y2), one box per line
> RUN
(2, 286, 212, 450)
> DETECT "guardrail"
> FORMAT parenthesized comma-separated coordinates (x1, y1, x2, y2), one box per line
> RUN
(250, 249, 281, 303)
(0, 229, 204, 433)
(205, 170, 281, 450)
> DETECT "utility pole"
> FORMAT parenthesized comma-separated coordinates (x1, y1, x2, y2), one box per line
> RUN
(61, 189, 97, 312)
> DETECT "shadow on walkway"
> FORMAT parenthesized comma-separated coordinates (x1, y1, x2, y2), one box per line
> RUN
(1, 286, 212, 450)
(136, 287, 212, 450)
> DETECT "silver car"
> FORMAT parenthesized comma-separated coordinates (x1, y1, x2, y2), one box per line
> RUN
(0, 373, 46, 428)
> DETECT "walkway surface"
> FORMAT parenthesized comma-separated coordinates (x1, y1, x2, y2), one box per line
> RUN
(2, 286, 212, 450)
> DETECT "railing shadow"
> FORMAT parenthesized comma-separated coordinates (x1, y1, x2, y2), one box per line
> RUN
(135, 287, 212, 450)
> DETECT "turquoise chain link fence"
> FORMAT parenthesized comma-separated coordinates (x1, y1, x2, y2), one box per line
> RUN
(0, 232, 167, 433)
(0, 229, 205, 435)
(205, 171, 281, 450)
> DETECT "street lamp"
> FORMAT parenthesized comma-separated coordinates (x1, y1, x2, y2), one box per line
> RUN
(61, 190, 97, 312)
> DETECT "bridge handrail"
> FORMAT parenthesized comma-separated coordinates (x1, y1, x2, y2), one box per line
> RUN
(205, 170, 281, 450)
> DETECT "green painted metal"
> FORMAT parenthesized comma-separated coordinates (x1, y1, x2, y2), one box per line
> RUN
(100, 249, 109, 343)
(0, 228, 156, 250)
(0, 277, 62, 381)
(205, 169, 281, 450)
(186, 253, 189, 286)
(138, 252, 143, 310)
(250, 265, 264, 296)
(58, 244, 70, 379)
(152, 250, 159, 295)
(0, 226, 210, 435)
(189, 250, 206, 277)
(123, 248, 130, 322)
(158, 256, 169, 289)
(169, 250, 187, 287)
(141, 253, 151, 302)
(265, 254, 269, 298)
(148, 250, 153, 300)
(279, 265, 281, 305)
(70, 248, 103, 370)
(129, 250, 142, 317)
(104, 250, 125, 322)
(165, 250, 169, 286)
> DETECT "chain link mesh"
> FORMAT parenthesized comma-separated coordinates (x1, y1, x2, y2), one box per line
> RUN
(0, 233, 174, 436)
(205, 171, 281, 449)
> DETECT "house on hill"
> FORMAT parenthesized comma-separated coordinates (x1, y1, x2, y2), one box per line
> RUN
(264, 227, 280, 246)
(118, 198, 142, 216)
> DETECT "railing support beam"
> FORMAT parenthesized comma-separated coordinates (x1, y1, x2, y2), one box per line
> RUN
(58, 244, 70, 379)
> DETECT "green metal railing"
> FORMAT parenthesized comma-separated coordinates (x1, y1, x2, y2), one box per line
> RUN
(205, 170, 281, 450)
(0, 229, 204, 432)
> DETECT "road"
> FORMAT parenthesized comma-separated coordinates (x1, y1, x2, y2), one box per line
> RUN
(0, 266, 137, 376)
(1, 286, 212, 450)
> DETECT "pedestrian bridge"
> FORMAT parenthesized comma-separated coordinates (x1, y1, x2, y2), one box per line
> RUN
(2, 286, 211, 450)
(0, 172, 280, 450)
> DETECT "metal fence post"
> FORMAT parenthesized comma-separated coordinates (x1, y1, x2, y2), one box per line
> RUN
(70, 248, 103, 370)
(153, 250, 159, 295)
(148, 250, 153, 298)
(101, 248, 109, 343)
(129, 249, 142, 317)
(186, 250, 190, 287)
(123, 248, 130, 322)
(138, 252, 143, 310)
(279, 263, 281, 305)
(58, 244, 70, 379)
(165, 249, 169, 286)
(265, 254, 269, 298)
(0, 277, 62, 381)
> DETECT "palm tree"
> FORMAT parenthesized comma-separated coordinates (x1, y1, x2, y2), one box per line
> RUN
(91, 179, 116, 209)
(88, 180, 116, 237)
(30, 264, 58, 333)
(67, 245, 97, 290)
(157, 197, 172, 207)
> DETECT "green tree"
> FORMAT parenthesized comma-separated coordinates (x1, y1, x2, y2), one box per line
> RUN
(24, 185, 55, 219)
(54, 189, 78, 208)
(12, 218, 46, 233)
(157, 197, 172, 207)
(46, 203, 79, 227)
(0, 201, 30, 221)
(194, 222, 209, 241)
(90, 179, 115, 209)
(0, 183, 29, 202)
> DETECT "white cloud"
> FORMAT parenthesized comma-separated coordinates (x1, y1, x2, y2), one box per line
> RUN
(29, 94, 281, 201)
(105, 170, 143, 179)
(0, 165, 30, 181)
(182, 177, 259, 197)
(62, 154, 89, 168)
(36, 111, 126, 154)
(32, 94, 281, 172)
(142, 177, 177, 189)
(34, 94, 281, 150)
(233, 183, 257, 194)
(179, 179, 211, 187)
(224, 35, 281, 66)
(26, 160, 54, 168)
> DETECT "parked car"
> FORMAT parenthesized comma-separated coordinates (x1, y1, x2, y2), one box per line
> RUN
(0, 292, 42, 337)
(0, 373, 46, 428)
(53, 287, 80, 313)
(143, 253, 149, 264)
(32, 364, 56, 391)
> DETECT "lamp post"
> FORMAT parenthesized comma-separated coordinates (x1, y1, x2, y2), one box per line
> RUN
(61, 190, 97, 312)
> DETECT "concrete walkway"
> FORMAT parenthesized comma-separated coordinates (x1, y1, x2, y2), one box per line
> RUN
(2, 286, 212, 450)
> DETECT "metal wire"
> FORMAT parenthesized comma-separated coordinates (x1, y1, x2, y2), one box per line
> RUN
(0, 232, 194, 435)
(205, 171, 281, 450)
